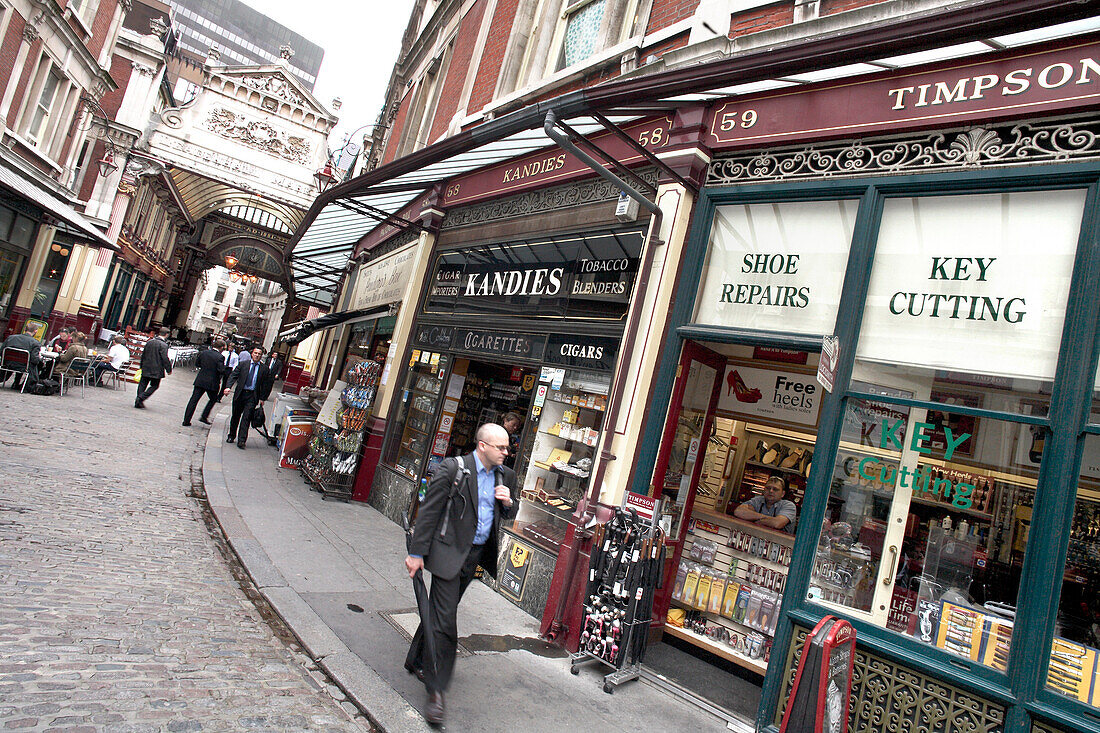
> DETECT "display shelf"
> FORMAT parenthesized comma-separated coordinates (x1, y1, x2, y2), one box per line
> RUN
(662, 624, 768, 675)
(692, 508, 796, 545)
(549, 465, 589, 481)
(910, 495, 994, 522)
(670, 598, 775, 638)
(743, 459, 808, 477)
(410, 387, 441, 398)
(546, 395, 606, 411)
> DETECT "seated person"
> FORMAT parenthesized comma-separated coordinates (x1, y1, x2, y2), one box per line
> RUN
(734, 475, 798, 533)
(1, 323, 43, 389)
(92, 335, 130, 384)
(47, 326, 74, 353)
(55, 331, 89, 372)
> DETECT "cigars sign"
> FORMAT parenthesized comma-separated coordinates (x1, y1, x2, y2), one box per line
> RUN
(706, 35, 1100, 150)
(424, 230, 643, 321)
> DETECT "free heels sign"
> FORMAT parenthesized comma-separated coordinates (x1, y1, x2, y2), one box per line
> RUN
(718, 358, 822, 430)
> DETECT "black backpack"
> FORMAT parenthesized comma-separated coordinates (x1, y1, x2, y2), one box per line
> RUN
(31, 379, 59, 396)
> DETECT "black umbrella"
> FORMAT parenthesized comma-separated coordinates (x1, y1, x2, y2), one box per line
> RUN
(403, 511, 438, 681)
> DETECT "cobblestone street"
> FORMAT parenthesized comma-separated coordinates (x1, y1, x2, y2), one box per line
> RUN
(0, 372, 368, 732)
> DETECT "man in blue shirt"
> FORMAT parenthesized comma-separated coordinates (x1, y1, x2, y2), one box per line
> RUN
(223, 346, 272, 448)
(404, 423, 518, 725)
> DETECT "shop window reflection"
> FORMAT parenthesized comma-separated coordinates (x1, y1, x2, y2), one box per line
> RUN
(810, 394, 1036, 672)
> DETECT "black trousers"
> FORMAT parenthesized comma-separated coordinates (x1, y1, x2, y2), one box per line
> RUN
(183, 385, 219, 423)
(227, 389, 257, 443)
(137, 376, 161, 402)
(406, 543, 485, 693)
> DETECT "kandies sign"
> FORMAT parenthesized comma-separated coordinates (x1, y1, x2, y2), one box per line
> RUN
(442, 116, 672, 207)
(706, 35, 1100, 150)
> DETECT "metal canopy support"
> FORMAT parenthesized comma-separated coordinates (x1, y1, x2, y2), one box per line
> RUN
(550, 117, 658, 197)
(589, 111, 697, 193)
(336, 197, 429, 234)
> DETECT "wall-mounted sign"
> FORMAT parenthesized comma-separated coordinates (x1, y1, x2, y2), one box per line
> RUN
(499, 540, 533, 602)
(443, 117, 672, 207)
(424, 230, 643, 321)
(352, 244, 416, 310)
(717, 359, 822, 429)
(413, 324, 453, 350)
(857, 189, 1085, 381)
(707, 36, 1100, 151)
(544, 334, 619, 372)
(695, 201, 854, 336)
(452, 328, 546, 362)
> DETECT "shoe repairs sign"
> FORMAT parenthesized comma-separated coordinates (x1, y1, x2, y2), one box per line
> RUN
(718, 358, 822, 430)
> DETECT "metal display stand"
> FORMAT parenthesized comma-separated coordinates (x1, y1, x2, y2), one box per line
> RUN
(570, 504, 665, 693)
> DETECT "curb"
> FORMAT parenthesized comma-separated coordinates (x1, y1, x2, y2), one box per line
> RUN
(199, 417, 432, 733)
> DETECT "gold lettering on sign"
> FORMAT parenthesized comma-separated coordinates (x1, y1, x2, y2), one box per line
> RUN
(501, 154, 567, 184)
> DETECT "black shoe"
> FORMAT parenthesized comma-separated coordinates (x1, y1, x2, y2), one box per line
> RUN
(237, 440, 246, 449)
(425, 691, 444, 725)
(182, 422, 192, 426)
(404, 662, 425, 682)
(134, 399, 145, 409)
(227, 435, 235, 443)
(199, 418, 212, 425)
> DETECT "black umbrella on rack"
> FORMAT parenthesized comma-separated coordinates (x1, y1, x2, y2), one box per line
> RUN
(403, 509, 438, 682)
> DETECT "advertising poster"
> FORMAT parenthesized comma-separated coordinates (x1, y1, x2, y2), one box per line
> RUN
(717, 359, 822, 429)
(279, 419, 314, 470)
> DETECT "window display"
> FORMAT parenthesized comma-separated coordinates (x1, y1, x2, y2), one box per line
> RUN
(385, 350, 448, 479)
(511, 367, 610, 553)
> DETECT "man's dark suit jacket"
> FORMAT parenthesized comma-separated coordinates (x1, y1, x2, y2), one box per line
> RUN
(2, 333, 41, 366)
(225, 359, 273, 400)
(193, 348, 225, 390)
(139, 337, 173, 379)
(409, 453, 518, 581)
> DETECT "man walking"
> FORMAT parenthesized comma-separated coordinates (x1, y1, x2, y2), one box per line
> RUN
(220, 343, 238, 395)
(183, 339, 227, 426)
(404, 423, 518, 725)
(223, 346, 272, 449)
(135, 327, 172, 408)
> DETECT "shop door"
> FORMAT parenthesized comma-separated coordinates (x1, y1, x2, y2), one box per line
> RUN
(651, 341, 726, 621)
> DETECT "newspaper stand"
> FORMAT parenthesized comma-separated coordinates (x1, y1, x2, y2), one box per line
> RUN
(780, 615, 857, 733)
(569, 501, 666, 693)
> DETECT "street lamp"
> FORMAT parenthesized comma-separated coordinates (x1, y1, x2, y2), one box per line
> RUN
(224, 254, 239, 269)
(97, 149, 117, 178)
(314, 162, 336, 194)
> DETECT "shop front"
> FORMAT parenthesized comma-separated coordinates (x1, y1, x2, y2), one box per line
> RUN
(630, 34, 1100, 733)
(372, 224, 644, 617)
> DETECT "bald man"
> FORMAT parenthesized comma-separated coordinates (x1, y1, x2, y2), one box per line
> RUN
(404, 423, 518, 725)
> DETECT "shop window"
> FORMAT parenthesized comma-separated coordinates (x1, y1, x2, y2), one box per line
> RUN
(384, 350, 450, 480)
(30, 240, 72, 317)
(215, 285, 227, 303)
(26, 68, 63, 146)
(696, 199, 857, 335)
(559, 0, 607, 69)
(0, 246, 25, 315)
(808, 189, 1089, 672)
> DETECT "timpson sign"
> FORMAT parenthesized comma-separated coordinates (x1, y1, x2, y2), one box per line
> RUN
(441, 116, 672, 207)
(706, 34, 1100, 150)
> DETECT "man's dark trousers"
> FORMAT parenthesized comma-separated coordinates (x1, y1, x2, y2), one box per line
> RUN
(183, 385, 219, 424)
(137, 376, 161, 402)
(227, 387, 257, 444)
(405, 543, 485, 693)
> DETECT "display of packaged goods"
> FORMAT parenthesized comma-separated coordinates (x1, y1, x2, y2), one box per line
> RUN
(672, 562, 689, 602)
(936, 601, 985, 662)
(721, 580, 741, 619)
(1047, 637, 1098, 704)
(694, 569, 714, 611)
(707, 576, 726, 615)
(733, 585, 752, 624)
(690, 538, 718, 564)
(681, 565, 701, 606)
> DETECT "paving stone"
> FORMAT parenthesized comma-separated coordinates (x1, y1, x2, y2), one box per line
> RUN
(0, 378, 366, 732)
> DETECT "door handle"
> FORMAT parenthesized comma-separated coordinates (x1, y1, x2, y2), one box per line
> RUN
(883, 545, 898, 586)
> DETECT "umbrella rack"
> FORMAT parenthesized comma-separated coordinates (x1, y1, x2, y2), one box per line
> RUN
(570, 505, 666, 693)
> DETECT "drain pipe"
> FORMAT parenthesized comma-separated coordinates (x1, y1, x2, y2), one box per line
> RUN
(543, 109, 664, 642)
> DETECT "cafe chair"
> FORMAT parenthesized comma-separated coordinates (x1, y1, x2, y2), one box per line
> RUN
(99, 360, 128, 391)
(59, 357, 92, 398)
(0, 347, 32, 394)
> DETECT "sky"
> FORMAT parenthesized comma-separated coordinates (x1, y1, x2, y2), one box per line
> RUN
(241, 0, 418, 157)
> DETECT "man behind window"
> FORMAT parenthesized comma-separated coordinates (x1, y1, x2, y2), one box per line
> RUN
(223, 346, 272, 449)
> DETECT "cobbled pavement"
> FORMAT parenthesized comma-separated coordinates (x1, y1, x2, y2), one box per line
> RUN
(0, 371, 370, 732)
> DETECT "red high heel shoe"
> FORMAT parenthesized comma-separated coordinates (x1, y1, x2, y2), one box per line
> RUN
(728, 369, 762, 403)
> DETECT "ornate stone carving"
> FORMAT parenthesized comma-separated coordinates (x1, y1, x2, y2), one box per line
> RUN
(131, 62, 156, 77)
(149, 15, 168, 37)
(22, 22, 39, 44)
(237, 74, 306, 107)
(279, 45, 294, 61)
(205, 108, 311, 164)
(708, 116, 1100, 186)
(442, 169, 658, 229)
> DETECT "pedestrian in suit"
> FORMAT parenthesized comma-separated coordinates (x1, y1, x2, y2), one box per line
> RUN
(135, 327, 173, 408)
(183, 339, 226, 426)
(404, 423, 518, 725)
(223, 346, 272, 448)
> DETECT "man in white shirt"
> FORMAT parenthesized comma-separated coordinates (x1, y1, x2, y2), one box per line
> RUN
(92, 335, 130, 385)
(220, 345, 239, 395)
